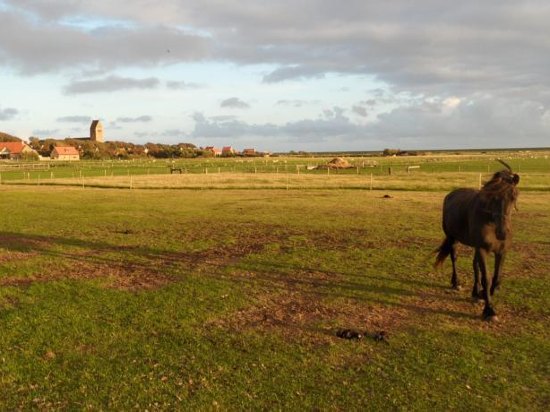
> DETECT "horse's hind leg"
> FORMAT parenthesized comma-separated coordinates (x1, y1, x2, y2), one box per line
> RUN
(472, 254, 482, 299)
(450, 243, 461, 290)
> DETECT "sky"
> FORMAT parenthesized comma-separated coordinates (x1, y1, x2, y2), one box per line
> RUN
(1, 0, 549, 152)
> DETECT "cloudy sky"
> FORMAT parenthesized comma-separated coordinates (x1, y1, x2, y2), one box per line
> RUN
(1, 0, 549, 151)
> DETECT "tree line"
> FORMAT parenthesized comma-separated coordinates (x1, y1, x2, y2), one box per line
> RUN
(28, 138, 203, 160)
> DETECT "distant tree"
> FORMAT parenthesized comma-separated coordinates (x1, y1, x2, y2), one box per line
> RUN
(0, 131, 21, 142)
(383, 148, 401, 156)
(28, 137, 41, 151)
(198, 149, 214, 158)
(40, 139, 58, 157)
(17, 137, 201, 160)
(21, 151, 39, 161)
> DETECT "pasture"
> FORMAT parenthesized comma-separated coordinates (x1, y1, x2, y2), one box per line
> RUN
(0, 154, 549, 410)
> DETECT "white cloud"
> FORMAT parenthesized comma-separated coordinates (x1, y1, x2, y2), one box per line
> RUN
(220, 97, 250, 109)
(0, 7, 210, 74)
(1, 1, 550, 149)
(0, 106, 18, 120)
(276, 99, 320, 107)
(64, 75, 160, 94)
(352, 105, 368, 117)
(57, 115, 92, 123)
(166, 80, 204, 90)
(116, 115, 153, 123)
(32, 128, 60, 136)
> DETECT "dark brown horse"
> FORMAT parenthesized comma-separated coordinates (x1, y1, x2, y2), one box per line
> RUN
(435, 160, 519, 321)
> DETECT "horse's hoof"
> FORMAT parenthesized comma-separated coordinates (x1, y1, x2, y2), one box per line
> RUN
(482, 306, 497, 321)
(452, 285, 463, 292)
(483, 315, 499, 323)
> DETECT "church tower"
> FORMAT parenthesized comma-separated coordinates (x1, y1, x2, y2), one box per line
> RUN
(90, 120, 104, 142)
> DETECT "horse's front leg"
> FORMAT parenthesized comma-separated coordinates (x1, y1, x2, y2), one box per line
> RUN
(490, 251, 505, 296)
(476, 248, 497, 321)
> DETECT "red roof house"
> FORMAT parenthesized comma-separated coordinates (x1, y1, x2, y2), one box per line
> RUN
(222, 146, 235, 156)
(51, 146, 80, 161)
(204, 146, 222, 156)
(0, 142, 36, 160)
(242, 148, 256, 156)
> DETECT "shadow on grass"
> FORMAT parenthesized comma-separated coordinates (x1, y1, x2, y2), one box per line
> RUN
(0, 231, 474, 321)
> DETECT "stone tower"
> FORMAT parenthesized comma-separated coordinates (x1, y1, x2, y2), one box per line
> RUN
(90, 120, 104, 142)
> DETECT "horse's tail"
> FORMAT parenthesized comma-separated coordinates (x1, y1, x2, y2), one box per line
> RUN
(434, 237, 454, 268)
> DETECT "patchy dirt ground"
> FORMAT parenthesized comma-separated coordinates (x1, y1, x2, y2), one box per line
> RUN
(1, 222, 547, 340)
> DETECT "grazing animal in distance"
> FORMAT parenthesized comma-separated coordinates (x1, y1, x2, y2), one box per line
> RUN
(435, 160, 520, 321)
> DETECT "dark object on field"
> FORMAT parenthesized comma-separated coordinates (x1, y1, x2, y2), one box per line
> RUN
(170, 166, 183, 174)
(383, 194, 392, 199)
(336, 329, 389, 343)
(371, 330, 388, 343)
(336, 329, 363, 340)
(435, 159, 519, 321)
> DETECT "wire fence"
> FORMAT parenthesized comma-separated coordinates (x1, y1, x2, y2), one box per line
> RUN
(1, 154, 549, 190)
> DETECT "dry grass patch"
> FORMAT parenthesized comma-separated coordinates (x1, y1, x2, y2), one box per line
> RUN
(0, 250, 37, 263)
(0, 260, 176, 291)
(207, 291, 409, 343)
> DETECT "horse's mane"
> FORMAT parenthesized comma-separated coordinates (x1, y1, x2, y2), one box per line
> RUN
(480, 170, 519, 204)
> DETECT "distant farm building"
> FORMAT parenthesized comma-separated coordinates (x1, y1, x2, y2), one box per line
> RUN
(0, 142, 37, 160)
(90, 120, 104, 142)
(205, 146, 222, 156)
(242, 148, 256, 156)
(51, 146, 80, 161)
(222, 146, 235, 156)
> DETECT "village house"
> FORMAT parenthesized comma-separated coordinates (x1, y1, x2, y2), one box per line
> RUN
(222, 146, 235, 156)
(0, 141, 37, 160)
(242, 148, 256, 156)
(51, 146, 80, 161)
(204, 146, 222, 156)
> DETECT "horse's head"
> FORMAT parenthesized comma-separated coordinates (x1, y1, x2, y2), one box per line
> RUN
(481, 160, 520, 240)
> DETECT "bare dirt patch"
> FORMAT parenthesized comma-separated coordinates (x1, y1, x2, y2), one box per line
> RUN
(206, 286, 410, 345)
(170, 241, 266, 271)
(0, 250, 38, 263)
(0, 228, 283, 291)
(70, 260, 176, 291)
(0, 277, 36, 288)
(512, 242, 550, 276)
(0, 260, 176, 291)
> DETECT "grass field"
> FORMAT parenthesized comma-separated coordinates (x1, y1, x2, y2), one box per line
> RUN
(1, 150, 549, 183)
(0, 158, 549, 409)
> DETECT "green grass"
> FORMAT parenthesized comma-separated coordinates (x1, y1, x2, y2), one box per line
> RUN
(1, 150, 549, 182)
(0, 184, 548, 409)
(2, 151, 549, 194)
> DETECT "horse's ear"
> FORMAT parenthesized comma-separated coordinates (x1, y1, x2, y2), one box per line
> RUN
(513, 174, 520, 185)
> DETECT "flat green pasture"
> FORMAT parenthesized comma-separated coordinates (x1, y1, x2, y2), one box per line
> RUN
(1, 154, 549, 192)
(1, 150, 549, 184)
(0, 185, 548, 410)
